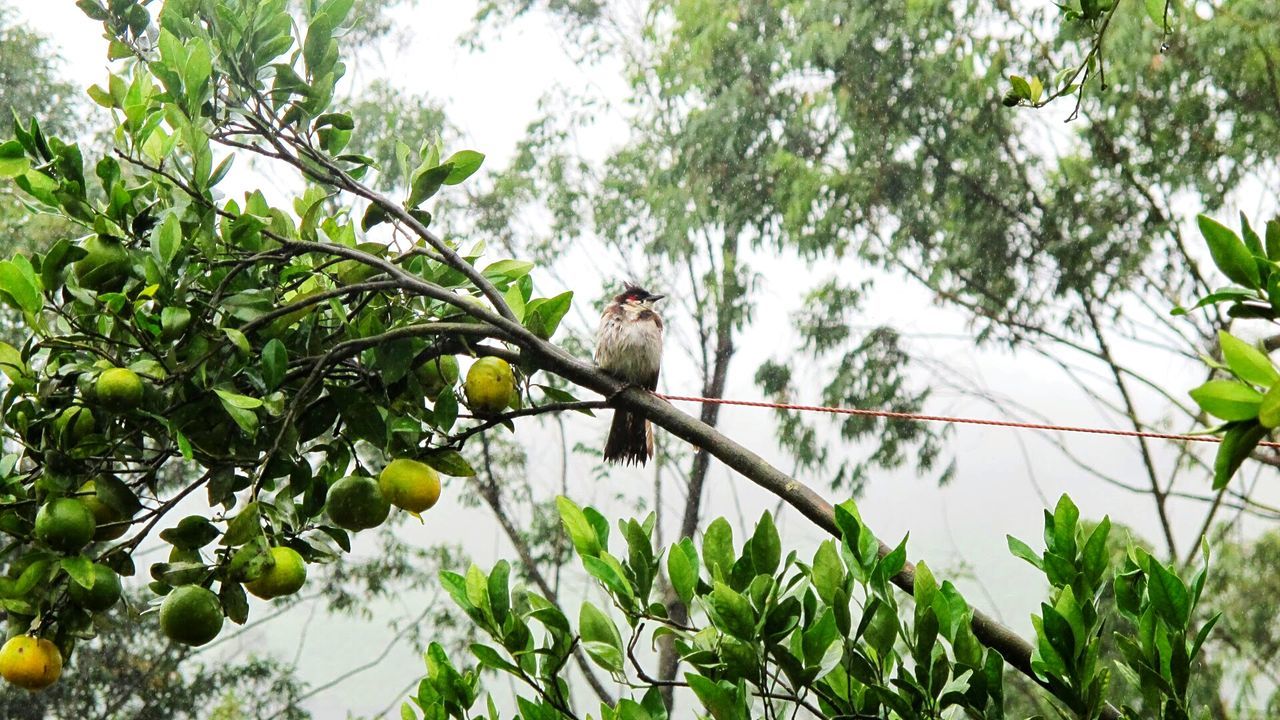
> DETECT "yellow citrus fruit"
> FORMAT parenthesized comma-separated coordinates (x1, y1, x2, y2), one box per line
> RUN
(52, 406, 95, 447)
(244, 546, 307, 600)
(73, 235, 132, 292)
(415, 355, 459, 396)
(0, 635, 63, 690)
(34, 498, 96, 553)
(95, 367, 144, 411)
(464, 357, 515, 414)
(378, 459, 441, 513)
(325, 475, 390, 531)
(159, 585, 224, 647)
(68, 563, 122, 612)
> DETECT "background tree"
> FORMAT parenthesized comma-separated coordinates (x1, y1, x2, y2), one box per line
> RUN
(462, 0, 1280, 710)
(1, 0, 1278, 718)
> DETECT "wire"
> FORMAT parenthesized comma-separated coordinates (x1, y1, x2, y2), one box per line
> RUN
(653, 394, 1280, 449)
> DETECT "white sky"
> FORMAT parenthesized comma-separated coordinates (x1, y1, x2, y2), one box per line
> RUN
(11, 2, 1279, 718)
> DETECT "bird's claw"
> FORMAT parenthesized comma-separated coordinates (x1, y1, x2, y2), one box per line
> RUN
(608, 383, 639, 403)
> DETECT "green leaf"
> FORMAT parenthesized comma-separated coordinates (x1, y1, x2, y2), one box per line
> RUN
(1218, 331, 1279, 387)
(1147, 561, 1190, 628)
(151, 211, 182, 268)
(220, 581, 249, 625)
(0, 259, 42, 314)
(667, 539, 698, 604)
(159, 515, 220, 549)
(1198, 214, 1261, 289)
(215, 388, 264, 409)
(810, 540, 843, 605)
(1241, 212, 1264, 256)
(913, 560, 938, 615)
(579, 601, 624, 672)
(261, 339, 287, 390)
(161, 306, 191, 338)
(1259, 384, 1280, 428)
(523, 291, 574, 340)
(61, 556, 96, 589)
(0, 140, 29, 178)
(1266, 220, 1280, 261)
(748, 512, 780, 576)
(222, 502, 261, 546)
(709, 581, 755, 639)
(222, 327, 252, 355)
(470, 643, 518, 673)
(1188, 379, 1262, 421)
(406, 164, 452, 208)
(1170, 287, 1257, 315)
(557, 496, 602, 557)
(443, 150, 485, 185)
(1009, 75, 1032, 100)
(702, 517, 735, 582)
(482, 259, 534, 282)
(421, 449, 474, 477)
(1081, 516, 1111, 585)
(1144, 0, 1166, 25)
(433, 386, 458, 432)
(685, 675, 747, 720)
(1213, 421, 1267, 489)
(0, 342, 29, 384)
(1007, 535, 1044, 569)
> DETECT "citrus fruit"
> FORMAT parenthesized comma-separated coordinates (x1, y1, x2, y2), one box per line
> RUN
(68, 563, 122, 612)
(78, 476, 140, 541)
(159, 585, 224, 647)
(244, 546, 307, 600)
(0, 635, 63, 690)
(464, 357, 515, 414)
(416, 355, 459, 396)
(52, 406, 95, 447)
(324, 475, 390, 531)
(95, 367, 144, 411)
(73, 235, 132, 292)
(34, 498, 96, 553)
(379, 459, 441, 513)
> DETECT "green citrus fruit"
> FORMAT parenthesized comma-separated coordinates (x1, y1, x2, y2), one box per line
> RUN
(73, 235, 132, 292)
(95, 368, 144, 411)
(378, 459, 441, 513)
(324, 475, 390, 531)
(34, 498, 96, 553)
(159, 585, 224, 647)
(464, 357, 515, 414)
(415, 355, 460, 396)
(79, 476, 140, 541)
(0, 635, 63, 690)
(52, 406, 95, 447)
(244, 546, 307, 600)
(68, 563, 122, 612)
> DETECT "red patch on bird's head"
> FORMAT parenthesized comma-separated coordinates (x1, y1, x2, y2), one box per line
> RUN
(616, 282, 664, 304)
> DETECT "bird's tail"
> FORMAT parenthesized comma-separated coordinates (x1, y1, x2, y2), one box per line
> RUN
(604, 409, 652, 465)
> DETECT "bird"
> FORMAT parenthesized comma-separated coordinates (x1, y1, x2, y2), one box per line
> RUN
(594, 282, 665, 465)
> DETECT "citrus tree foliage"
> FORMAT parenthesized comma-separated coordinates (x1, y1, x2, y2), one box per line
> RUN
(0, 592, 307, 719)
(399, 495, 1216, 720)
(1182, 214, 1280, 484)
(0, 0, 577, 679)
(0, 3, 85, 262)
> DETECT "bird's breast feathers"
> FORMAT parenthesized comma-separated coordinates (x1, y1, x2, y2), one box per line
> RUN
(595, 305, 663, 383)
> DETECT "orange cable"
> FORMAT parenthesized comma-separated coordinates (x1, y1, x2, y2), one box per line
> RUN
(653, 394, 1280, 449)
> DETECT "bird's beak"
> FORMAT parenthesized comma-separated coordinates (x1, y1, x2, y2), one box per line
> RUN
(647, 294, 665, 302)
